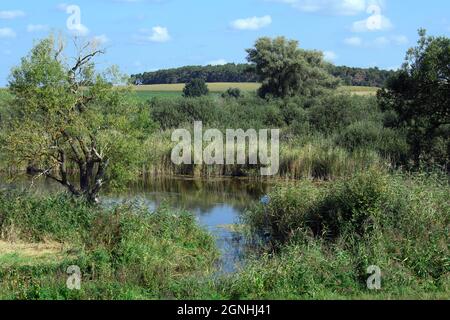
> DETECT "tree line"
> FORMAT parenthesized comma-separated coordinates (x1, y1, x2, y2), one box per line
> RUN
(130, 62, 396, 88)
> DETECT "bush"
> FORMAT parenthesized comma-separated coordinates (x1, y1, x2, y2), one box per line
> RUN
(221, 88, 241, 99)
(183, 78, 209, 97)
(308, 94, 379, 134)
(238, 170, 449, 299)
(336, 121, 382, 151)
(150, 96, 218, 129)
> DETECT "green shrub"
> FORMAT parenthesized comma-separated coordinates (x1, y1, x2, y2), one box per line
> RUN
(183, 78, 209, 97)
(308, 95, 379, 134)
(337, 121, 382, 151)
(221, 88, 242, 99)
(237, 170, 449, 299)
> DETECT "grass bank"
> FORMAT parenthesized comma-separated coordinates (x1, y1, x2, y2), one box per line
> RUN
(0, 190, 218, 299)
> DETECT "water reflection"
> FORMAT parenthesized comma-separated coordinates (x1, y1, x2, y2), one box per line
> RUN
(108, 177, 272, 274)
(1, 175, 273, 274)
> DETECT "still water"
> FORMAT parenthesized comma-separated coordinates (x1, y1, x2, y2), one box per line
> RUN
(2, 175, 273, 274)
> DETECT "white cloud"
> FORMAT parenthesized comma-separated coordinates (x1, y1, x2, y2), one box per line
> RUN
(149, 26, 171, 42)
(231, 15, 272, 30)
(207, 59, 228, 66)
(371, 35, 408, 47)
(351, 15, 392, 32)
(0, 10, 25, 19)
(344, 36, 363, 46)
(323, 51, 338, 62)
(92, 34, 110, 45)
(0, 28, 16, 38)
(270, 0, 367, 15)
(27, 24, 49, 33)
(345, 35, 408, 47)
(134, 26, 171, 43)
(350, 3, 392, 32)
(373, 36, 389, 46)
(391, 35, 408, 45)
(57, 3, 69, 11)
(69, 24, 90, 37)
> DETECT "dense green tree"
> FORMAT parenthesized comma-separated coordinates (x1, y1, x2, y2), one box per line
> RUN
(130, 63, 394, 88)
(221, 87, 242, 99)
(378, 29, 450, 167)
(2, 36, 143, 203)
(130, 63, 258, 85)
(183, 78, 209, 97)
(246, 37, 339, 98)
(327, 65, 394, 87)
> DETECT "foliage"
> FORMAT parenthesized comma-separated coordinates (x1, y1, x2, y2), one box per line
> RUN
(183, 78, 209, 97)
(0, 36, 145, 201)
(221, 87, 242, 99)
(328, 65, 394, 87)
(378, 29, 450, 168)
(236, 170, 449, 299)
(130, 63, 257, 85)
(130, 63, 394, 88)
(246, 37, 340, 98)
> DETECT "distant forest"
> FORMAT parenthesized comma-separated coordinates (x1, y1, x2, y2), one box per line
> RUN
(130, 63, 396, 87)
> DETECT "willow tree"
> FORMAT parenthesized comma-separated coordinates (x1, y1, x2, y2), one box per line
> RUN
(246, 37, 340, 99)
(2, 36, 144, 203)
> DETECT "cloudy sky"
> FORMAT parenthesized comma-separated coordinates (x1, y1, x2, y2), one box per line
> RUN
(1, 0, 449, 86)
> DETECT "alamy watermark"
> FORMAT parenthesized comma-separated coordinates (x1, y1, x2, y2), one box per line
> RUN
(66, 265, 81, 290)
(171, 122, 280, 176)
(367, 265, 382, 290)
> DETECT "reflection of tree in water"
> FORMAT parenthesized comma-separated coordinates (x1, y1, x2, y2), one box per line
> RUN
(123, 176, 272, 214)
(3, 175, 272, 215)
(2, 174, 268, 274)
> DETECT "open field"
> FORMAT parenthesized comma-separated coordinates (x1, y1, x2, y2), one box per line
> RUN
(134, 82, 261, 92)
(0, 84, 380, 101)
(123, 83, 379, 101)
(133, 83, 378, 94)
(339, 85, 380, 96)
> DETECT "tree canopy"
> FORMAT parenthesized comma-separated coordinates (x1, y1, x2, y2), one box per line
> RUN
(1, 36, 146, 202)
(183, 78, 209, 97)
(246, 37, 340, 98)
(378, 29, 450, 167)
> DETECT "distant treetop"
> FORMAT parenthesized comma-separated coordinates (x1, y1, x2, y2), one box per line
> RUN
(130, 63, 395, 88)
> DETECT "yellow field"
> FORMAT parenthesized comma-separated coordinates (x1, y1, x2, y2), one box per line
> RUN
(133, 83, 379, 96)
(339, 86, 379, 96)
(134, 82, 261, 92)
(1, 84, 380, 97)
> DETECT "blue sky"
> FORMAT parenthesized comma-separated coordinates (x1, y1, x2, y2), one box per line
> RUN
(1, 0, 449, 86)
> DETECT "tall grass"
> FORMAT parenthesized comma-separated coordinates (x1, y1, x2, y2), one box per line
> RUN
(234, 169, 449, 299)
(0, 190, 218, 299)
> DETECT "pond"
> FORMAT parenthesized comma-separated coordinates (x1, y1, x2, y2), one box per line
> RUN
(1, 175, 274, 274)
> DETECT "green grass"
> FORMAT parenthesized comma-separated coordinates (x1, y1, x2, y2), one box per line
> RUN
(234, 170, 450, 299)
(0, 191, 219, 299)
(339, 86, 379, 96)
